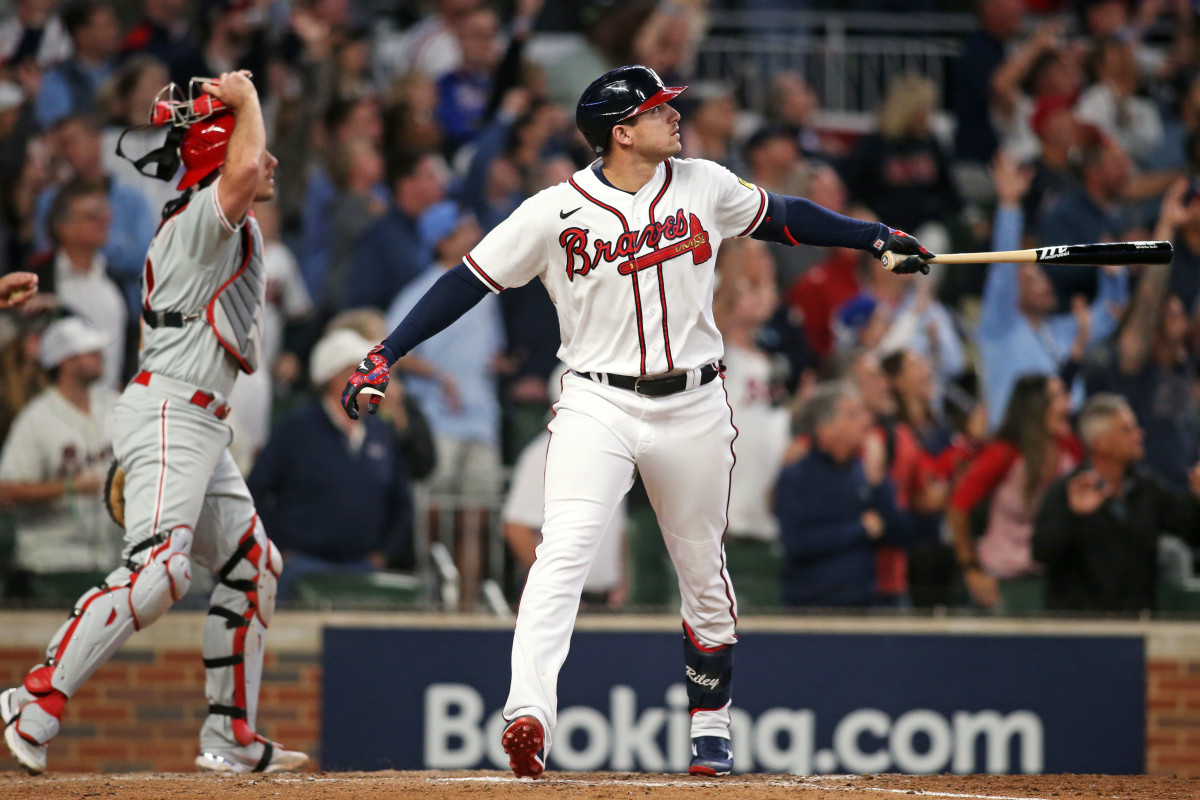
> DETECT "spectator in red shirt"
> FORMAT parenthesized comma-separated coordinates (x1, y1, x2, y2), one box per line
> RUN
(787, 203, 875, 361)
(948, 373, 1081, 613)
(884, 349, 986, 487)
(882, 349, 957, 510)
(882, 348, 982, 606)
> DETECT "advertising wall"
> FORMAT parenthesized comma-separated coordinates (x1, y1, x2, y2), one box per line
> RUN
(322, 628, 1145, 774)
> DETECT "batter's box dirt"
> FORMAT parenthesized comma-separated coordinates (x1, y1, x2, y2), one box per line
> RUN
(2, 772, 1200, 800)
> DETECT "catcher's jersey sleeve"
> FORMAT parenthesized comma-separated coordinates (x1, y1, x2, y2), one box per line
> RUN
(463, 195, 550, 294)
(701, 160, 768, 239)
(169, 177, 244, 268)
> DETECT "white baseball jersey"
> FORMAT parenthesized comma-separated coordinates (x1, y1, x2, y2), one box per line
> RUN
(140, 177, 266, 397)
(0, 386, 122, 573)
(464, 158, 768, 376)
(50, 251, 128, 391)
(502, 431, 625, 592)
(720, 343, 789, 542)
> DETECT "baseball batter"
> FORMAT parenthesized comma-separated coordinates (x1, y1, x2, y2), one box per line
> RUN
(2, 71, 308, 775)
(342, 65, 933, 778)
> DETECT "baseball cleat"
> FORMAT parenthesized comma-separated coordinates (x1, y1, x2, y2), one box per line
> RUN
(501, 715, 546, 779)
(688, 735, 733, 776)
(2, 688, 47, 775)
(195, 738, 309, 774)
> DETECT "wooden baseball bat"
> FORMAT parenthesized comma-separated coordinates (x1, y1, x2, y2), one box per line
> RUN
(879, 240, 1173, 272)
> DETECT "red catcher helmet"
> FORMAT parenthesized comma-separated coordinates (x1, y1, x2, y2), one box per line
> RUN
(177, 110, 235, 190)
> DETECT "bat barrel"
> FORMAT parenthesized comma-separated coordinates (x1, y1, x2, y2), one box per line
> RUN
(1035, 241, 1173, 266)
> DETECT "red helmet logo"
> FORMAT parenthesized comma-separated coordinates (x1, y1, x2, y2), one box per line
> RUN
(177, 111, 235, 190)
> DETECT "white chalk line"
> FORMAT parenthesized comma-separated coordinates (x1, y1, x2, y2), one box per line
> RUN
(429, 774, 1083, 800)
(793, 777, 1084, 800)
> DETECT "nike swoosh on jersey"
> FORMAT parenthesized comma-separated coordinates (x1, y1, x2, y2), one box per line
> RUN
(559, 207, 582, 219)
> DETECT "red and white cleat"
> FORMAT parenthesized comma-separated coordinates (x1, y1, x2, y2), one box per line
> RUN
(195, 736, 309, 774)
(501, 715, 546, 779)
(2, 688, 47, 775)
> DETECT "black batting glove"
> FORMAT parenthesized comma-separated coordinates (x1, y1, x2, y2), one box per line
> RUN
(341, 344, 395, 420)
(875, 229, 935, 275)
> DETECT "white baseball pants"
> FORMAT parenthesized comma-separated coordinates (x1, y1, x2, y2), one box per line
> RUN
(504, 371, 738, 750)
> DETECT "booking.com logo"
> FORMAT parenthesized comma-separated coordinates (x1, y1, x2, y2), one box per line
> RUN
(423, 684, 1044, 774)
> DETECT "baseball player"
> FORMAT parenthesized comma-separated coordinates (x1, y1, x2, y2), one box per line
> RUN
(1, 71, 308, 775)
(341, 65, 933, 778)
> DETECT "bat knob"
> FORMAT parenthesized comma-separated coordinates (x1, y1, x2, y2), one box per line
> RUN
(359, 386, 385, 413)
(880, 251, 897, 271)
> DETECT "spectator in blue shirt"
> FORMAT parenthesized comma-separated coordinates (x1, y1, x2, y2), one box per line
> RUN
(33, 114, 156, 325)
(322, 139, 389, 316)
(119, 0, 205, 88)
(435, 6, 500, 156)
(34, 0, 120, 130)
(979, 153, 1128, 431)
(1084, 181, 1200, 490)
(1037, 138, 1131, 304)
(453, 87, 528, 233)
(344, 149, 446, 311)
(775, 380, 915, 608)
(299, 96, 388, 305)
(248, 329, 426, 601)
(385, 201, 504, 503)
(949, 0, 1024, 165)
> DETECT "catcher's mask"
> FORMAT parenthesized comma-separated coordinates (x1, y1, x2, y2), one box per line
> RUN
(115, 77, 234, 189)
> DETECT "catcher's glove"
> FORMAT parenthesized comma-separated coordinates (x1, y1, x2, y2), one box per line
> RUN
(104, 459, 125, 528)
(341, 343, 395, 420)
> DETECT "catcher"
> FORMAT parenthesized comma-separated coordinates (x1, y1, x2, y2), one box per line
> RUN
(1, 71, 308, 775)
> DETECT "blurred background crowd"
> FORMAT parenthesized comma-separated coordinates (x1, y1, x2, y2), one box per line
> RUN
(2, 0, 1200, 618)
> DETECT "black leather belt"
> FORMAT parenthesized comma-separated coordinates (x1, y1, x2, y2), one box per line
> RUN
(573, 363, 722, 397)
(142, 309, 200, 328)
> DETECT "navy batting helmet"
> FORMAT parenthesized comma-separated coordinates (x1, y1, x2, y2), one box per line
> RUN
(576, 65, 687, 155)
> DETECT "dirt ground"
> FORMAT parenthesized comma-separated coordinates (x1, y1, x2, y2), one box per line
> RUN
(1, 771, 1198, 800)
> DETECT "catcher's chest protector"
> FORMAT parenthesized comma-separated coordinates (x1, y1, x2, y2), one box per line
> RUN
(209, 218, 266, 374)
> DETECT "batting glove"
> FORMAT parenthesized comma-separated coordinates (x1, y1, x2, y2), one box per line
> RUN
(342, 344, 395, 420)
(874, 229, 935, 275)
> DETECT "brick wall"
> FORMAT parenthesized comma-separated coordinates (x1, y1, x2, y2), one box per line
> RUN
(1146, 658, 1200, 776)
(0, 641, 321, 773)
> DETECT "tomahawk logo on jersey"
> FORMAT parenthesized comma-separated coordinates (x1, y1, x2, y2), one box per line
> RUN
(559, 208, 711, 280)
(463, 158, 765, 377)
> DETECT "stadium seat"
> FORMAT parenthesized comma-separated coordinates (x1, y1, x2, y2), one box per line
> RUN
(291, 571, 429, 610)
(0, 512, 14, 597)
(1156, 536, 1200, 614)
(22, 571, 112, 603)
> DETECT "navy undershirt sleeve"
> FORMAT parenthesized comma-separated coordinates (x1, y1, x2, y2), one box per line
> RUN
(752, 191, 890, 253)
(379, 263, 491, 362)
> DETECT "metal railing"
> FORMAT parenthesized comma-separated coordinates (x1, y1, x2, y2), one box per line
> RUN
(694, 32, 962, 114)
(704, 9, 981, 36)
(413, 486, 510, 613)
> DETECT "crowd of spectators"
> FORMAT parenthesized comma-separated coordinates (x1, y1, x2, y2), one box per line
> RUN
(2, 0, 1200, 617)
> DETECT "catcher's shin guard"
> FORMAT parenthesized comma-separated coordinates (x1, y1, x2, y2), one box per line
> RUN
(682, 622, 734, 737)
(201, 516, 282, 749)
(7, 526, 194, 750)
